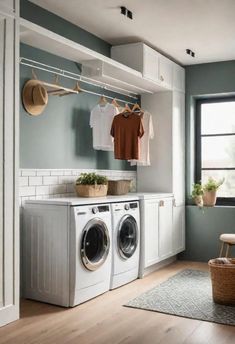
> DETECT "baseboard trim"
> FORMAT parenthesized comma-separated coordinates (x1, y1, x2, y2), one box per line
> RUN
(139, 256, 177, 278)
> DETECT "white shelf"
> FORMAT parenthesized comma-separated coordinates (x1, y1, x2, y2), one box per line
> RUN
(20, 19, 167, 95)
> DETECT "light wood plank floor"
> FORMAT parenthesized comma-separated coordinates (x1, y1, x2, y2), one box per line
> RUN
(1, 261, 235, 344)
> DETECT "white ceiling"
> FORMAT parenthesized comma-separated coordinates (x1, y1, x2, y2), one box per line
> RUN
(29, 0, 235, 65)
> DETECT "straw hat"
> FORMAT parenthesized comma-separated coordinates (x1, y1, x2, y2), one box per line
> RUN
(22, 80, 48, 116)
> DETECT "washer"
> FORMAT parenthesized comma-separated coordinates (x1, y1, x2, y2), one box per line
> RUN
(22, 200, 112, 307)
(110, 201, 140, 289)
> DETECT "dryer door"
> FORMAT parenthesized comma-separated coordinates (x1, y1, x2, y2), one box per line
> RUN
(81, 218, 110, 271)
(118, 215, 138, 259)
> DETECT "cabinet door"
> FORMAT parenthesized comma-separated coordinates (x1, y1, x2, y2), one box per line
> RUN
(143, 199, 159, 267)
(173, 205, 185, 253)
(173, 63, 185, 92)
(159, 55, 173, 89)
(0, 0, 15, 15)
(159, 199, 173, 259)
(0, 10, 19, 327)
(172, 91, 185, 205)
(143, 45, 159, 82)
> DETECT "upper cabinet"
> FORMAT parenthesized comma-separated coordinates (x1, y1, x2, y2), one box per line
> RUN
(158, 54, 173, 89)
(111, 43, 184, 92)
(172, 62, 185, 92)
(0, 0, 16, 15)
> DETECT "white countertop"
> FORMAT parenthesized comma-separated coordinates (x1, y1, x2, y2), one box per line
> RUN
(25, 192, 173, 206)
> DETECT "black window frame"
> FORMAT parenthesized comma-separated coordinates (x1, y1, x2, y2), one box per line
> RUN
(196, 96, 235, 206)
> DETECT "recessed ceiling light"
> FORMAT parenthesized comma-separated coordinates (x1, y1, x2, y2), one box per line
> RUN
(186, 49, 195, 57)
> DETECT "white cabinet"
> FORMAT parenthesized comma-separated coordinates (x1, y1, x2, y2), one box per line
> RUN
(139, 196, 185, 277)
(173, 205, 185, 254)
(143, 44, 159, 82)
(139, 196, 175, 277)
(112, 42, 175, 89)
(0, 2, 19, 327)
(173, 62, 185, 92)
(141, 198, 160, 269)
(0, 0, 15, 14)
(159, 199, 173, 259)
(111, 43, 159, 83)
(159, 54, 173, 89)
(138, 90, 185, 206)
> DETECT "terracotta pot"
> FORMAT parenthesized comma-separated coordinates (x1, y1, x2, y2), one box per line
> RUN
(194, 195, 203, 207)
(203, 190, 217, 207)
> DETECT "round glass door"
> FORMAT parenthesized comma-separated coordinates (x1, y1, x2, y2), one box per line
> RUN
(117, 215, 138, 259)
(81, 219, 110, 271)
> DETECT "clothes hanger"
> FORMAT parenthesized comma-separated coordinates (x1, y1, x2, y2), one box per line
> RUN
(123, 103, 132, 112)
(132, 102, 144, 118)
(31, 71, 79, 96)
(59, 82, 82, 97)
(132, 103, 142, 112)
(112, 98, 122, 112)
(99, 95, 108, 106)
(121, 103, 132, 117)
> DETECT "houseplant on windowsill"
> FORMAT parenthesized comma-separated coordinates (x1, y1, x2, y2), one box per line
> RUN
(202, 177, 224, 207)
(191, 183, 204, 207)
(75, 173, 108, 197)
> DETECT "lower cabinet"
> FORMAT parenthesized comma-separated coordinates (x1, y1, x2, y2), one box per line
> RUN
(140, 197, 185, 276)
(141, 198, 159, 269)
(173, 205, 185, 254)
(159, 199, 173, 260)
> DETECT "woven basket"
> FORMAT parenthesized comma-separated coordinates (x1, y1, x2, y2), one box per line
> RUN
(108, 180, 131, 195)
(75, 184, 108, 197)
(209, 258, 235, 305)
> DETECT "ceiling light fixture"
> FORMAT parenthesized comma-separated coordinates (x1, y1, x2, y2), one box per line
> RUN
(120, 6, 133, 20)
(120, 6, 127, 16)
(186, 49, 195, 57)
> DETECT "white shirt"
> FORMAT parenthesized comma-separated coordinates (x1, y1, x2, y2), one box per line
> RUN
(90, 103, 118, 151)
(130, 111, 154, 166)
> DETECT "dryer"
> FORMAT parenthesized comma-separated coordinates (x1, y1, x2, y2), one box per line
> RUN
(23, 200, 112, 307)
(110, 201, 140, 289)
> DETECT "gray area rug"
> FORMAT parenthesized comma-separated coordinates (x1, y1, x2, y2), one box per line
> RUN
(125, 269, 235, 326)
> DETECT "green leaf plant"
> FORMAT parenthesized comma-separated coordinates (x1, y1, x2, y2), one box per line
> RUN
(76, 173, 108, 186)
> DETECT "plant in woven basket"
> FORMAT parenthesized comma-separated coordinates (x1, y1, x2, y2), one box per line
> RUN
(75, 173, 108, 197)
(76, 173, 108, 185)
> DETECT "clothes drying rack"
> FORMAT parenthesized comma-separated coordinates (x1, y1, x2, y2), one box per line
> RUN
(20, 57, 139, 105)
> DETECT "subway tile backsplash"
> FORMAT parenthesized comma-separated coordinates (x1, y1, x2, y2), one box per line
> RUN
(19, 168, 137, 206)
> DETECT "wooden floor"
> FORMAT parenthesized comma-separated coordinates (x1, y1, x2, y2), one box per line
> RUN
(0, 261, 235, 344)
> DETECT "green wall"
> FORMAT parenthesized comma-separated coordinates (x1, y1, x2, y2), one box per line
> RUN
(181, 60, 235, 261)
(20, 1, 135, 171)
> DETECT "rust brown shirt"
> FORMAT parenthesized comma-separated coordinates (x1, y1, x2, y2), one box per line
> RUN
(110, 113, 144, 160)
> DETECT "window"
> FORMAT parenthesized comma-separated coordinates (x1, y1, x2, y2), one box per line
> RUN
(196, 97, 235, 204)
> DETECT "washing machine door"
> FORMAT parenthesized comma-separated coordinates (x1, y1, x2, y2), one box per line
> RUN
(118, 215, 138, 260)
(81, 218, 110, 271)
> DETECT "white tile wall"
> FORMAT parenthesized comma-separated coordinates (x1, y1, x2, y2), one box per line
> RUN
(19, 168, 137, 206)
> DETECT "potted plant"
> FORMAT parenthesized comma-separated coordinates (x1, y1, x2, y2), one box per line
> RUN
(191, 183, 204, 207)
(75, 173, 108, 197)
(203, 177, 224, 207)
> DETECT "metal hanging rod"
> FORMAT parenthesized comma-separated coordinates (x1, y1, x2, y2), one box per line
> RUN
(20, 57, 139, 103)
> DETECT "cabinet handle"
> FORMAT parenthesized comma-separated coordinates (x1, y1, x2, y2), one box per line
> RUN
(159, 200, 164, 207)
(160, 75, 164, 82)
(173, 199, 176, 207)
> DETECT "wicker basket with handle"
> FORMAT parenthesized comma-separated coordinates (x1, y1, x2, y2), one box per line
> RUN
(108, 180, 131, 195)
(208, 258, 235, 305)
